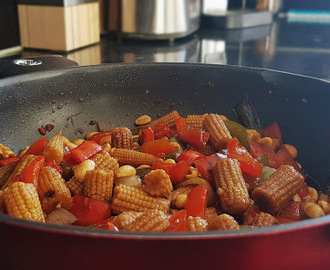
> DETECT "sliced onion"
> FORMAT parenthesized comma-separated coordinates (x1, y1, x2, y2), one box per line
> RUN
(46, 208, 77, 225)
(115, 175, 143, 189)
(175, 177, 217, 206)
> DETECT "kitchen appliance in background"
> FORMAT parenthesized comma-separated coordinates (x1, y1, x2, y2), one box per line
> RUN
(119, 0, 201, 40)
(202, 0, 273, 29)
(0, 0, 21, 57)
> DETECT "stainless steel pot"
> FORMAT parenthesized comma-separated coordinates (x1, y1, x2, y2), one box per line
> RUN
(119, 0, 201, 40)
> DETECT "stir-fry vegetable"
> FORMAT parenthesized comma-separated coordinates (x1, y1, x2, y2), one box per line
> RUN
(0, 110, 329, 233)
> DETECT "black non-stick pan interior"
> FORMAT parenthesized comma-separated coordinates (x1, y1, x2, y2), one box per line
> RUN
(0, 63, 329, 191)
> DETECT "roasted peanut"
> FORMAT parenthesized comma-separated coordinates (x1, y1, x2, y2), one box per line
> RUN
(185, 166, 199, 179)
(247, 129, 261, 142)
(74, 160, 96, 182)
(135, 115, 152, 126)
(165, 159, 176, 164)
(115, 165, 136, 178)
(175, 194, 187, 209)
(318, 200, 330, 215)
(85, 132, 99, 140)
(303, 202, 325, 218)
(308, 187, 318, 202)
(284, 144, 298, 159)
(72, 139, 85, 146)
(99, 135, 112, 146)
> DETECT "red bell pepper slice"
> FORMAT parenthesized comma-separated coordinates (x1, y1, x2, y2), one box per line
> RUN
(151, 160, 189, 184)
(141, 137, 173, 158)
(24, 137, 49, 156)
(184, 185, 208, 219)
(138, 127, 154, 145)
(193, 153, 226, 186)
(70, 195, 112, 226)
(278, 201, 301, 221)
(44, 159, 63, 174)
(94, 218, 118, 231)
(175, 117, 186, 131)
(177, 150, 206, 166)
(169, 161, 190, 184)
(250, 142, 303, 175)
(165, 209, 188, 232)
(263, 122, 282, 142)
(273, 216, 295, 224)
(297, 182, 310, 199)
(227, 137, 262, 178)
(177, 125, 210, 148)
(70, 140, 102, 164)
(17, 156, 45, 187)
(151, 125, 176, 140)
(0, 157, 20, 167)
(62, 146, 78, 165)
(90, 131, 112, 144)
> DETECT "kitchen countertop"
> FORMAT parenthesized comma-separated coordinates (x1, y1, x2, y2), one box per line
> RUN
(3, 15, 330, 81)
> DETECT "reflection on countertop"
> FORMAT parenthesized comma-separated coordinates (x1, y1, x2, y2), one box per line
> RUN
(4, 16, 330, 80)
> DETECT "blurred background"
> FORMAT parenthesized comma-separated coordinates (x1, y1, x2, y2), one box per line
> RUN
(1, 0, 330, 80)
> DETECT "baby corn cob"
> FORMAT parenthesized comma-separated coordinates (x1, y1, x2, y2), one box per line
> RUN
(0, 161, 18, 189)
(66, 177, 85, 196)
(186, 216, 208, 232)
(2, 154, 37, 189)
(213, 158, 251, 215)
(3, 181, 45, 222)
(146, 110, 180, 128)
(185, 114, 207, 129)
(251, 212, 278, 227)
(38, 166, 73, 213)
(205, 207, 219, 224)
(207, 214, 240, 230)
(123, 210, 170, 232)
(111, 184, 170, 214)
(110, 148, 161, 167)
(252, 165, 304, 214)
(111, 211, 143, 230)
(143, 169, 173, 198)
(111, 127, 134, 149)
(203, 114, 232, 150)
(84, 170, 114, 203)
(91, 152, 119, 172)
(169, 185, 195, 208)
(43, 131, 64, 163)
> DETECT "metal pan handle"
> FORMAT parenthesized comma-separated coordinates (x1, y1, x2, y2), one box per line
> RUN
(0, 55, 79, 79)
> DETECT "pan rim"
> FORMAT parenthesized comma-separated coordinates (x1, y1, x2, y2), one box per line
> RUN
(0, 62, 329, 239)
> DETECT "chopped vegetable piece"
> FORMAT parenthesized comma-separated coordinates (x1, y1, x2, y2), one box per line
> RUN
(177, 125, 210, 149)
(193, 153, 226, 186)
(94, 218, 118, 231)
(14, 156, 45, 187)
(260, 166, 276, 184)
(70, 140, 102, 164)
(152, 160, 190, 184)
(297, 182, 310, 199)
(0, 157, 20, 167)
(227, 137, 262, 178)
(138, 127, 154, 145)
(224, 120, 250, 151)
(165, 209, 188, 232)
(69, 195, 111, 226)
(141, 137, 173, 158)
(44, 159, 63, 174)
(90, 131, 112, 144)
(24, 137, 49, 156)
(184, 185, 208, 219)
(175, 177, 216, 206)
(278, 201, 301, 221)
(63, 146, 78, 165)
(263, 122, 282, 142)
(175, 117, 186, 131)
(151, 125, 176, 140)
(177, 150, 205, 166)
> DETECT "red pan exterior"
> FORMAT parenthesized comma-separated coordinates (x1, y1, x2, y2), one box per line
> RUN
(0, 217, 329, 270)
(0, 63, 330, 269)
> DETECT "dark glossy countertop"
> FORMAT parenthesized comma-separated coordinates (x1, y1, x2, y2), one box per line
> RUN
(4, 15, 330, 81)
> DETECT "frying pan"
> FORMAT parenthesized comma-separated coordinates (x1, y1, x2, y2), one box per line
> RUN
(0, 57, 329, 270)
